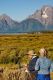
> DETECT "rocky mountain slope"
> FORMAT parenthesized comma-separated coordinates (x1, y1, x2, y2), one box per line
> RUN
(0, 14, 44, 33)
(0, 5, 53, 33)
(29, 5, 53, 26)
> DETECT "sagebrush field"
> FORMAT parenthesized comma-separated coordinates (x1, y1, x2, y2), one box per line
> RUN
(0, 33, 53, 80)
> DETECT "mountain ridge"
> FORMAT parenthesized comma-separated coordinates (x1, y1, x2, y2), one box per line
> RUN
(0, 5, 53, 33)
(29, 5, 53, 26)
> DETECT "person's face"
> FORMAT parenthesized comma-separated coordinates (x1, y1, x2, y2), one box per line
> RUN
(40, 51, 45, 57)
(28, 54, 33, 59)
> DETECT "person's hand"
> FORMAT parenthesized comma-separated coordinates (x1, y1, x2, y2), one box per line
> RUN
(25, 68, 29, 73)
(22, 64, 29, 73)
(24, 65, 29, 73)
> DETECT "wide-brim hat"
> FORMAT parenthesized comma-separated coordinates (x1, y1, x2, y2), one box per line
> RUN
(26, 50, 37, 56)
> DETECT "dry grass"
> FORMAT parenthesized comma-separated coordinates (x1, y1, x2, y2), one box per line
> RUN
(0, 33, 53, 80)
(0, 69, 53, 80)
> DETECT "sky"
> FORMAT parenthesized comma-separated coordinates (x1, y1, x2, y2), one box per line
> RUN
(0, 0, 53, 22)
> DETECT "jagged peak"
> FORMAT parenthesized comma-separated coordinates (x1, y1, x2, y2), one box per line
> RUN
(0, 14, 12, 20)
(41, 5, 53, 11)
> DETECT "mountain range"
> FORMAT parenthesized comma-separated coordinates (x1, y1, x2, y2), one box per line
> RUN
(0, 5, 53, 33)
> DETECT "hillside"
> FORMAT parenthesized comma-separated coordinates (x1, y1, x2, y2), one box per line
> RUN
(29, 5, 53, 26)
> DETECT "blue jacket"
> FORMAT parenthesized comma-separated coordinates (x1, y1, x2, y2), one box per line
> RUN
(50, 61, 53, 72)
(35, 57, 51, 74)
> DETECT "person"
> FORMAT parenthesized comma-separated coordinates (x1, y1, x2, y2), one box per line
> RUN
(50, 61, 53, 72)
(50, 61, 53, 80)
(35, 48, 51, 80)
(26, 50, 38, 80)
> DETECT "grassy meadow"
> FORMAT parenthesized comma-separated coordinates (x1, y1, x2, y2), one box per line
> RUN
(0, 32, 53, 80)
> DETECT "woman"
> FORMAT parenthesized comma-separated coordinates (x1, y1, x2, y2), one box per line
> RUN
(35, 48, 51, 80)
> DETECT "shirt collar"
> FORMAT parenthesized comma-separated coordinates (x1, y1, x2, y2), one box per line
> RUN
(32, 56, 37, 59)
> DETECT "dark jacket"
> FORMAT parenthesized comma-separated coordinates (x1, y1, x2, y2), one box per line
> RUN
(28, 56, 38, 74)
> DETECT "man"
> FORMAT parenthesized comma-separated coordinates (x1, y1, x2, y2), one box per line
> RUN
(26, 50, 38, 80)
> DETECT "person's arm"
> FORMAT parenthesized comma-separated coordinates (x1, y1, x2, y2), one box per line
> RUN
(35, 58, 40, 71)
(50, 61, 53, 80)
(50, 61, 53, 72)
